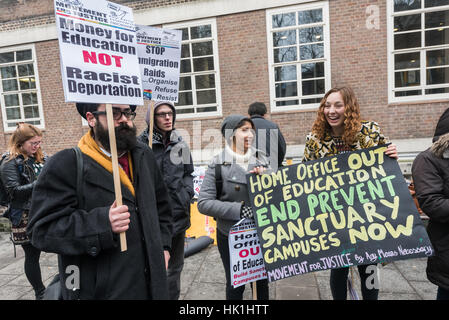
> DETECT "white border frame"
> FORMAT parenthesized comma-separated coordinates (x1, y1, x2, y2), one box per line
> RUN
(266, 1, 331, 113)
(164, 18, 222, 120)
(0, 44, 45, 133)
(387, 0, 449, 104)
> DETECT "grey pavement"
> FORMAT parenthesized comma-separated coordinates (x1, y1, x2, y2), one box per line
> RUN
(0, 231, 439, 300)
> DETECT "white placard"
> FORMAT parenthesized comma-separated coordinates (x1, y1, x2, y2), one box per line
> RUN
(136, 25, 182, 102)
(55, 0, 143, 105)
(229, 219, 267, 288)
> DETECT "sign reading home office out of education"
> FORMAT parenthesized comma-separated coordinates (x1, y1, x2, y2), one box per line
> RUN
(229, 219, 267, 288)
(55, 0, 143, 105)
(136, 25, 182, 102)
(246, 145, 434, 282)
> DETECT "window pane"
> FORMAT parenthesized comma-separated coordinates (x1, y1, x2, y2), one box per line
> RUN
(302, 98, 322, 104)
(275, 82, 298, 98)
(300, 43, 324, 60)
(394, 32, 421, 49)
(394, 0, 421, 12)
(427, 67, 449, 84)
(302, 79, 325, 95)
(427, 49, 449, 66)
(179, 76, 192, 90)
(175, 108, 195, 114)
(180, 60, 191, 73)
(18, 63, 34, 77)
(0, 52, 14, 64)
(0, 66, 16, 78)
(395, 90, 421, 96)
(193, 57, 214, 72)
(394, 14, 421, 32)
(22, 92, 37, 105)
(426, 29, 449, 46)
(2, 79, 18, 91)
(273, 30, 297, 47)
(395, 52, 420, 69)
(196, 106, 217, 113)
(181, 44, 190, 58)
(190, 25, 211, 39)
(425, 10, 449, 28)
(395, 70, 421, 87)
(195, 74, 215, 89)
(298, 9, 322, 25)
(6, 107, 20, 120)
(299, 26, 323, 44)
(275, 65, 297, 81)
(274, 47, 297, 63)
(16, 49, 32, 61)
(425, 87, 449, 94)
(425, 0, 449, 8)
(196, 90, 216, 104)
(177, 92, 193, 105)
(24, 105, 39, 119)
(19, 77, 36, 90)
(192, 42, 213, 57)
(272, 12, 296, 28)
(276, 100, 299, 106)
(4, 94, 19, 107)
(301, 62, 324, 79)
(180, 28, 189, 40)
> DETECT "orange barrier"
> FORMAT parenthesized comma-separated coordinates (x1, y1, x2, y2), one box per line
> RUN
(186, 201, 217, 244)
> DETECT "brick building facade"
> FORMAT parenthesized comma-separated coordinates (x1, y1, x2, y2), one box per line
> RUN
(0, 0, 448, 173)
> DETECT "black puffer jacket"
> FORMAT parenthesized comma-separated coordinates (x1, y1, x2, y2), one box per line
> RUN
(412, 111, 449, 290)
(0, 155, 38, 210)
(138, 128, 194, 235)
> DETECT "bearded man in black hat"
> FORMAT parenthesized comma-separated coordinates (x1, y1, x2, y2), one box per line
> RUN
(28, 103, 173, 300)
(138, 101, 194, 300)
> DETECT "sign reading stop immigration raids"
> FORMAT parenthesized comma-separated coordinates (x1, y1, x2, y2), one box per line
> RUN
(229, 219, 267, 288)
(246, 145, 434, 282)
(135, 25, 182, 102)
(54, 0, 143, 105)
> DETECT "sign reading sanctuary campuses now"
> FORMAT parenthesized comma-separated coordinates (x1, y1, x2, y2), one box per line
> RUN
(136, 25, 182, 102)
(246, 145, 434, 282)
(54, 0, 143, 105)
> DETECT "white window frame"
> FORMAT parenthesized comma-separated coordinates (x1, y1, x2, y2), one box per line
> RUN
(387, 0, 449, 103)
(164, 18, 222, 119)
(0, 44, 45, 132)
(266, 1, 331, 113)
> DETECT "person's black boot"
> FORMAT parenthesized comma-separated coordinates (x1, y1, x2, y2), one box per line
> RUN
(35, 287, 46, 300)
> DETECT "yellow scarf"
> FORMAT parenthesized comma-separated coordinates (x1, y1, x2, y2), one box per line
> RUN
(78, 130, 135, 197)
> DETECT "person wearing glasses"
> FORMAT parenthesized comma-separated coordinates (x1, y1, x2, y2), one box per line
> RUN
(138, 101, 194, 300)
(28, 103, 173, 300)
(0, 123, 46, 299)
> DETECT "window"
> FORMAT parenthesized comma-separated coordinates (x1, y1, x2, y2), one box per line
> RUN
(388, 0, 449, 102)
(165, 19, 222, 118)
(267, 2, 331, 112)
(0, 45, 44, 131)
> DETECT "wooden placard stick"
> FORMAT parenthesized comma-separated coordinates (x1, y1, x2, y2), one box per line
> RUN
(252, 282, 257, 300)
(105, 103, 127, 252)
(148, 99, 154, 148)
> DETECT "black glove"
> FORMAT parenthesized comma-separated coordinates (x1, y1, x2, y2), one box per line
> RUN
(240, 205, 254, 219)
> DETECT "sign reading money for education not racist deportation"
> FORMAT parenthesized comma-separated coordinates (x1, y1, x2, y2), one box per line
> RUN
(55, 0, 143, 105)
(246, 145, 433, 282)
(136, 25, 182, 102)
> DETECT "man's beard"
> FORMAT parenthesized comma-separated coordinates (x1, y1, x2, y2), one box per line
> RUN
(94, 121, 137, 153)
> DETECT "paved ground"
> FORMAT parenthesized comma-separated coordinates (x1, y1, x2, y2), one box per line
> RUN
(0, 232, 438, 300)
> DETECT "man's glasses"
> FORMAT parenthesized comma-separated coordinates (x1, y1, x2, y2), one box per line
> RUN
(92, 108, 136, 121)
(155, 111, 174, 118)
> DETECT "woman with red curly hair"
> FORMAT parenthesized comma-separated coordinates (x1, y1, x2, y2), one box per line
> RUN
(303, 86, 398, 300)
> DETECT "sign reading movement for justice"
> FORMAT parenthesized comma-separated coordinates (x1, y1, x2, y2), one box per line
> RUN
(54, 0, 143, 105)
(246, 145, 434, 282)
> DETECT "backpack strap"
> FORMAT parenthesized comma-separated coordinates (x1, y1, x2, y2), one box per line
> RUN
(215, 164, 222, 200)
(73, 147, 84, 209)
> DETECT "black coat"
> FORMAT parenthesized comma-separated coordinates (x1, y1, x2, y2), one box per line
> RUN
(138, 128, 194, 235)
(250, 115, 286, 168)
(412, 133, 449, 290)
(28, 142, 173, 299)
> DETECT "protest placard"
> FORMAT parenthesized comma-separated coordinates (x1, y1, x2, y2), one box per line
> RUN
(246, 145, 433, 282)
(55, 0, 143, 105)
(229, 219, 267, 288)
(136, 25, 182, 102)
